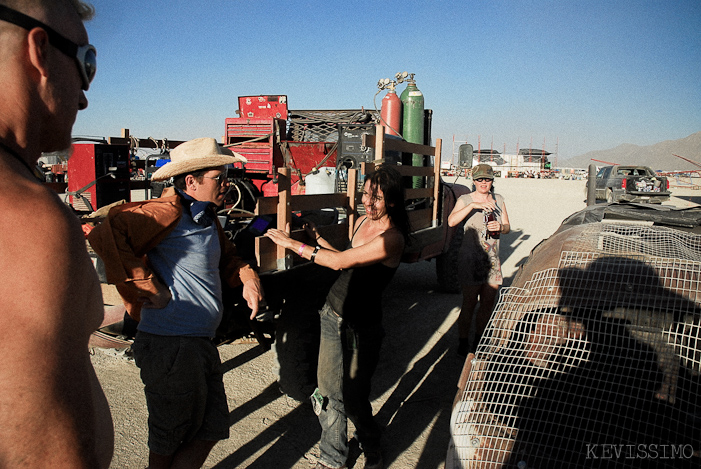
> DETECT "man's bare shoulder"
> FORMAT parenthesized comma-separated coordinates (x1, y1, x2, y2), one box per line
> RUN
(1, 179, 79, 248)
(0, 179, 101, 318)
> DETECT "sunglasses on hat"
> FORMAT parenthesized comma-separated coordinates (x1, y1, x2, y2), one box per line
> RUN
(0, 5, 96, 91)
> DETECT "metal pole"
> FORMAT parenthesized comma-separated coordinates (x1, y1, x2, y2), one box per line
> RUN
(587, 163, 597, 206)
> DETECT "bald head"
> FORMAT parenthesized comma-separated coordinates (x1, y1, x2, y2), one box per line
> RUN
(0, 0, 93, 43)
(0, 0, 94, 21)
(0, 0, 95, 155)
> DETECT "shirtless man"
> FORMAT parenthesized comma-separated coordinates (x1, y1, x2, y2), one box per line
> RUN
(0, 1, 113, 467)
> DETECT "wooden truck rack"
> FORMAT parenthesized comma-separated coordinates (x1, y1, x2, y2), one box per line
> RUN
(253, 124, 442, 273)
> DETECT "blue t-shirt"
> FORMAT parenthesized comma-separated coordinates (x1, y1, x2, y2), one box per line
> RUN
(137, 210, 223, 337)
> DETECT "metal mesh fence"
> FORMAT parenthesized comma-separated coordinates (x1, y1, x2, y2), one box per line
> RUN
(569, 222, 701, 263)
(450, 222, 701, 468)
(287, 110, 378, 142)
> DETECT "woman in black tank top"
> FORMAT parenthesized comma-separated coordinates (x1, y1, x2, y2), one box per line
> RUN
(266, 167, 409, 469)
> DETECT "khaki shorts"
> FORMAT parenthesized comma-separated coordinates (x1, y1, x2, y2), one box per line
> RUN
(132, 332, 230, 455)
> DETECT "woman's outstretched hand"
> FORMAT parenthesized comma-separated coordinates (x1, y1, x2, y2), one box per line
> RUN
(264, 222, 295, 250)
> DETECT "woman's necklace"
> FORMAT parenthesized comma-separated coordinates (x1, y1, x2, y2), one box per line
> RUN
(0, 140, 41, 181)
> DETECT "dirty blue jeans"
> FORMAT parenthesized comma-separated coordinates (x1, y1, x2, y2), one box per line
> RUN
(316, 302, 384, 468)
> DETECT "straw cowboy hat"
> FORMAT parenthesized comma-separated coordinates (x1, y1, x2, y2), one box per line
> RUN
(151, 137, 247, 181)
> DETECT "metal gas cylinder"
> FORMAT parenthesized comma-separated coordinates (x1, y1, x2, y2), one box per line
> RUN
(400, 73, 424, 188)
(380, 84, 401, 137)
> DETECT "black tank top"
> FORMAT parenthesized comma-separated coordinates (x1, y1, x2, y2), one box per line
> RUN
(326, 219, 398, 327)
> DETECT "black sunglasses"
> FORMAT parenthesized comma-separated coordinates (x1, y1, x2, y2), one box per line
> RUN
(0, 5, 96, 91)
(474, 178, 493, 182)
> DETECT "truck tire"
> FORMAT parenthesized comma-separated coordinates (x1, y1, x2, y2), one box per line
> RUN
(606, 188, 615, 203)
(436, 221, 465, 293)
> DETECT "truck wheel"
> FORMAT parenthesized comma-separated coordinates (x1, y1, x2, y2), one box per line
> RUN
(436, 222, 465, 293)
(606, 188, 614, 203)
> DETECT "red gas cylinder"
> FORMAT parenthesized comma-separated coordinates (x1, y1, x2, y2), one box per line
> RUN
(381, 87, 401, 136)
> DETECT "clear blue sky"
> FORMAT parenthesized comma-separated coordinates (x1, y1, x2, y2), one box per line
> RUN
(73, 0, 701, 162)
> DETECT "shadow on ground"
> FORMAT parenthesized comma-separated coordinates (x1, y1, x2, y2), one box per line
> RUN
(213, 260, 463, 468)
(674, 195, 701, 206)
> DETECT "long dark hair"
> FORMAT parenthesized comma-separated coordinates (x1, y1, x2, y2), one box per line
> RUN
(366, 166, 411, 242)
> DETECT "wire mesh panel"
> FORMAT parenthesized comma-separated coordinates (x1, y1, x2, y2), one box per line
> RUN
(449, 222, 701, 468)
(287, 110, 378, 142)
(570, 222, 701, 263)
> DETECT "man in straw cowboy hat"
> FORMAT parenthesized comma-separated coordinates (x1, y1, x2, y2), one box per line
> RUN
(90, 137, 263, 468)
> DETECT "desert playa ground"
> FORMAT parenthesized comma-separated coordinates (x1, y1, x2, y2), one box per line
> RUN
(91, 177, 700, 468)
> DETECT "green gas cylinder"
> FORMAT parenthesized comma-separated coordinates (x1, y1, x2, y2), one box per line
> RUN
(400, 74, 424, 188)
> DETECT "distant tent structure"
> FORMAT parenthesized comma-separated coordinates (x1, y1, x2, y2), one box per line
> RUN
(475, 149, 505, 165)
(451, 135, 558, 175)
(519, 148, 551, 162)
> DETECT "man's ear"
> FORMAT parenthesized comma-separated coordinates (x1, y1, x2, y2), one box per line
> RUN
(25, 28, 51, 84)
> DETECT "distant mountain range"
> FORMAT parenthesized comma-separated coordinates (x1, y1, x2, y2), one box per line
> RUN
(559, 131, 701, 172)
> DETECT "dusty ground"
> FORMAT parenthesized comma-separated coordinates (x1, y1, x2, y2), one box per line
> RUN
(91, 177, 699, 468)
